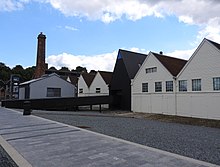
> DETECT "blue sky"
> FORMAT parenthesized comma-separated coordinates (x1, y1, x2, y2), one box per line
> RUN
(1, 0, 220, 71)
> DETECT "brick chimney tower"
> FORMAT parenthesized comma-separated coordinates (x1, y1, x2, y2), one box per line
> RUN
(33, 32, 47, 79)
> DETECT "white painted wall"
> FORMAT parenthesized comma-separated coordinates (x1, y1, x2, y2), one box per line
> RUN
(19, 74, 75, 99)
(78, 75, 90, 97)
(176, 40, 220, 120)
(132, 40, 220, 120)
(90, 72, 109, 96)
(132, 53, 176, 115)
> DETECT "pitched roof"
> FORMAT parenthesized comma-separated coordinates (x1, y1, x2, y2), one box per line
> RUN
(82, 73, 96, 87)
(152, 52, 187, 76)
(206, 38, 220, 50)
(60, 75, 78, 85)
(98, 71, 112, 85)
(20, 73, 63, 86)
(119, 49, 147, 79)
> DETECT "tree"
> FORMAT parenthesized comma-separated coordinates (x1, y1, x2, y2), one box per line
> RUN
(49, 66, 57, 70)
(59, 67, 70, 71)
(0, 62, 11, 81)
(75, 66, 87, 73)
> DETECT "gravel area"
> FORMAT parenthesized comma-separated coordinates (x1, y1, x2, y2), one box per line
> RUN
(0, 145, 18, 167)
(32, 110, 220, 165)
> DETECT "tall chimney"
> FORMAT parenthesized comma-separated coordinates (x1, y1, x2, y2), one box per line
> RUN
(33, 32, 46, 79)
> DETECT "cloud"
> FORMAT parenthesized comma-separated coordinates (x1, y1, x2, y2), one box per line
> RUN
(46, 51, 118, 72)
(64, 26, 78, 31)
(0, 0, 25, 11)
(165, 48, 196, 60)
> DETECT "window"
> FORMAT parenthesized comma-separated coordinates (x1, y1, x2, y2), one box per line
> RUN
(146, 67, 157, 74)
(179, 80, 187, 91)
(96, 88, 101, 93)
(47, 88, 61, 97)
(142, 83, 148, 92)
(192, 79, 201, 91)
(213, 77, 220, 90)
(79, 88, 83, 93)
(166, 81, 173, 92)
(155, 82, 162, 92)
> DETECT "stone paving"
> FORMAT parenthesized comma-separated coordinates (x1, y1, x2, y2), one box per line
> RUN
(0, 107, 219, 167)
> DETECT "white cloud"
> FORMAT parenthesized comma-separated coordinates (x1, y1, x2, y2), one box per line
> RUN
(46, 51, 118, 72)
(64, 26, 78, 31)
(0, 0, 24, 11)
(166, 48, 196, 60)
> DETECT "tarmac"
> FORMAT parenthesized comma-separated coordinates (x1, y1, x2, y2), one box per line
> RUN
(0, 107, 219, 167)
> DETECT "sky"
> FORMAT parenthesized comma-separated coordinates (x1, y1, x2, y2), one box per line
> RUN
(1, 0, 220, 72)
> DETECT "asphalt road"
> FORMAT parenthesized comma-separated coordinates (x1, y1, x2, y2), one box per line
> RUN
(32, 110, 220, 165)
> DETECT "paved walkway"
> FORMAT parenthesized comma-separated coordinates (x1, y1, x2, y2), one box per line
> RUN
(0, 107, 218, 167)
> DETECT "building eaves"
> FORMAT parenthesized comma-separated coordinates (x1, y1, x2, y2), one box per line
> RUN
(152, 52, 187, 77)
(82, 73, 96, 87)
(98, 71, 112, 85)
(206, 38, 220, 50)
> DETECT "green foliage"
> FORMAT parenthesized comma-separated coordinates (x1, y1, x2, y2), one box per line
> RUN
(0, 62, 35, 82)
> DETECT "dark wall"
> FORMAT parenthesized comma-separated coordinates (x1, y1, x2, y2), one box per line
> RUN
(110, 59, 131, 111)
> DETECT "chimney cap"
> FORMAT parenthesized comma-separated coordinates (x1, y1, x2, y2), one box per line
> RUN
(38, 32, 46, 38)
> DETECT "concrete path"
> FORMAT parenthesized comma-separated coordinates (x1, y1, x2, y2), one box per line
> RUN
(0, 107, 218, 167)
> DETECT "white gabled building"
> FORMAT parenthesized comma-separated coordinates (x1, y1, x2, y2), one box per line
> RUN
(78, 72, 96, 97)
(132, 38, 220, 120)
(176, 38, 220, 120)
(132, 52, 187, 115)
(89, 71, 112, 96)
(78, 71, 112, 97)
(19, 73, 76, 99)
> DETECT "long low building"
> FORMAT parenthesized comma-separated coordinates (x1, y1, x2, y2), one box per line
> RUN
(132, 38, 220, 120)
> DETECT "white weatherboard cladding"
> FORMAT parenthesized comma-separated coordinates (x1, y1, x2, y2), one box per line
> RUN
(177, 93, 220, 120)
(176, 40, 220, 120)
(78, 75, 90, 97)
(132, 53, 176, 115)
(90, 72, 109, 96)
(178, 41, 220, 92)
(29, 75, 75, 98)
(132, 40, 220, 120)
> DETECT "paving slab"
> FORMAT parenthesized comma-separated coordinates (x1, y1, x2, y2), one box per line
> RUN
(0, 107, 219, 167)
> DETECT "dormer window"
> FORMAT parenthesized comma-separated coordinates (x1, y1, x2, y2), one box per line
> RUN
(146, 67, 157, 74)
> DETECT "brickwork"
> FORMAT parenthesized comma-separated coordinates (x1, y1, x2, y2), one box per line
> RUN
(33, 32, 46, 79)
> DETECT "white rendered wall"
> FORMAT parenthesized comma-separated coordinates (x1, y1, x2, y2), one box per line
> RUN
(90, 72, 109, 96)
(30, 75, 75, 99)
(78, 75, 90, 97)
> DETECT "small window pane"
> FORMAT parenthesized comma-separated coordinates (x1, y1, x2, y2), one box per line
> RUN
(213, 77, 220, 90)
(155, 82, 162, 92)
(142, 83, 148, 92)
(179, 80, 187, 92)
(79, 88, 83, 93)
(96, 88, 101, 93)
(166, 81, 173, 92)
(47, 88, 61, 97)
(146, 67, 157, 74)
(192, 79, 201, 91)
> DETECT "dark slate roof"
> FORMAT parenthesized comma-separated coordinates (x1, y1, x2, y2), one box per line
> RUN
(206, 38, 220, 50)
(152, 52, 187, 76)
(61, 75, 78, 85)
(119, 49, 147, 79)
(82, 73, 96, 87)
(99, 71, 112, 85)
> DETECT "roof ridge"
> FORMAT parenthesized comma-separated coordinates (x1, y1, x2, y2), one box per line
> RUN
(152, 52, 187, 76)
